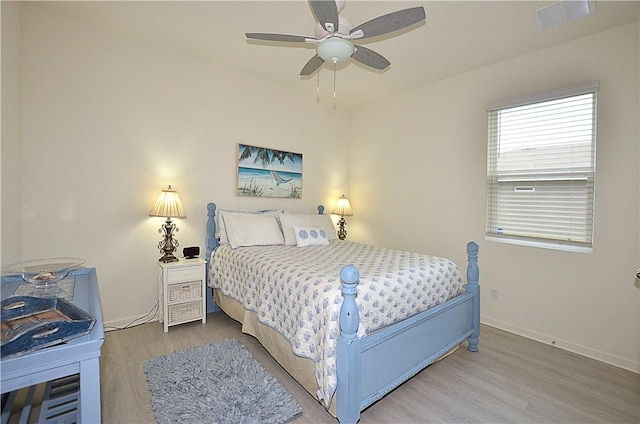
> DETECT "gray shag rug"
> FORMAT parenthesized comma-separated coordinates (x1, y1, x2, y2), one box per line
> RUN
(144, 338, 303, 424)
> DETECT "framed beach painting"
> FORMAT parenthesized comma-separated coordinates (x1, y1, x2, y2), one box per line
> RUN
(236, 144, 303, 198)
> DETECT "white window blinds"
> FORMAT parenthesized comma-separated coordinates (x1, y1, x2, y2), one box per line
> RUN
(486, 82, 598, 252)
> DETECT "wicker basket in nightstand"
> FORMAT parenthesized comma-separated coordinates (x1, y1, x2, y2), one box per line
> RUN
(167, 281, 202, 303)
(168, 300, 203, 325)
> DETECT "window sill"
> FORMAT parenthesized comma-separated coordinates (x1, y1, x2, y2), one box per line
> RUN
(485, 235, 593, 253)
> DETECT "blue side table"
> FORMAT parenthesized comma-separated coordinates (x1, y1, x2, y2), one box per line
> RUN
(1, 268, 105, 423)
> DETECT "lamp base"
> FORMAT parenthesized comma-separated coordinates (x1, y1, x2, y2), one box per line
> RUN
(159, 253, 179, 263)
(337, 216, 347, 240)
(157, 218, 180, 263)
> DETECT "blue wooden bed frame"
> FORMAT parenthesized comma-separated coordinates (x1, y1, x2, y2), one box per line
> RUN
(205, 202, 480, 424)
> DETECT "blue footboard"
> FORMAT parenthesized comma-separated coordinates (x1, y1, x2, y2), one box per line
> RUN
(336, 242, 480, 424)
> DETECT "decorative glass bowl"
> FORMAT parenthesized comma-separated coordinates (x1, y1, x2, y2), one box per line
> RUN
(3, 257, 85, 295)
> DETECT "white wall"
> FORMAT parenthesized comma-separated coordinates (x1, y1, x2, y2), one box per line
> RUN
(14, 4, 350, 327)
(349, 22, 640, 372)
(1, 1, 23, 266)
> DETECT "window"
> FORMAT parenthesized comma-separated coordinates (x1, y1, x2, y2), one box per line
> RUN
(486, 82, 598, 252)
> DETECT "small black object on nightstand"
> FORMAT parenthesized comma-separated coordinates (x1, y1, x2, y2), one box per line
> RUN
(183, 246, 200, 259)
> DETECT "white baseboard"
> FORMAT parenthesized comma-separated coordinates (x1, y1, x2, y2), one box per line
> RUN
(481, 317, 639, 374)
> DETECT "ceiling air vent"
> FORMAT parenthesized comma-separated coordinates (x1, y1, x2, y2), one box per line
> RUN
(534, 0, 597, 30)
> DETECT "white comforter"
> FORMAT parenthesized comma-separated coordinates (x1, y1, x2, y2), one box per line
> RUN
(208, 241, 466, 406)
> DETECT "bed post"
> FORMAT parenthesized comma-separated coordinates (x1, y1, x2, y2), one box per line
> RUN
(336, 264, 361, 424)
(206, 202, 218, 263)
(466, 241, 480, 352)
(205, 203, 219, 313)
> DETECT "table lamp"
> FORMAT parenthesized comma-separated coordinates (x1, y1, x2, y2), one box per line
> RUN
(149, 185, 186, 262)
(332, 194, 353, 240)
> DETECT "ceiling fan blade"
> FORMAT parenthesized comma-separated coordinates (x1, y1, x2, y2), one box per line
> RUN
(300, 55, 325, 76)
(246, 33, 312, 43)
(350, 7, 426, 40)
(351, 45, 390, 70)
(309, 0, 339, 32)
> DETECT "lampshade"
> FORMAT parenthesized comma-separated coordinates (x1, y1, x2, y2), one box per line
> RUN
(316, 37, 355, 63)
(149, 185, 186, 218)
(332, 195, 353, 216)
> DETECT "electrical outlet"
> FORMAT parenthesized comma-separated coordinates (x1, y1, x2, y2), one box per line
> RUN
(490, 288, 499, 300)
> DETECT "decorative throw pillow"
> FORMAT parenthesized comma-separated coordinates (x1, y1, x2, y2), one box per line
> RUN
(278, 213, 336, 246)
(293, 225, 329, 247)
(222, 213, 284, 249)
(216, 209, 284, 245)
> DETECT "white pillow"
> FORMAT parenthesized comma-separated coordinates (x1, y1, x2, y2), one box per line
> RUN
(216, 209, 284, 245)
(221, 213, 284, 249)
(293, 225, 329, 247)
(278, 213, 336, 246)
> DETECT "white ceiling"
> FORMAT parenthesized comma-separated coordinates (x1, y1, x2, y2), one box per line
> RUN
(34, 0, 639, 108)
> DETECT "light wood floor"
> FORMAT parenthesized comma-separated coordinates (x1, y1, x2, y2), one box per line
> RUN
(101, 312, 639, 424)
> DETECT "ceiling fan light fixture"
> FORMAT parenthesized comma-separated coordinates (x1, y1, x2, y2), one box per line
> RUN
(316, 37, 354, 63)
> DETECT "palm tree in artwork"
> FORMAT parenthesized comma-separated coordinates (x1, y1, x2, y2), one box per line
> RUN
(239, 145, 297, 167)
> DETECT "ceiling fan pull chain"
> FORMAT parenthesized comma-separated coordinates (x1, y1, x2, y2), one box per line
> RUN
(333, 62, 337, 110)
(316, 58, 321, 103)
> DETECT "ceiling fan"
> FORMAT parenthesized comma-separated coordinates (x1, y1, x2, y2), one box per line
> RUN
(245, 0, 426, 76)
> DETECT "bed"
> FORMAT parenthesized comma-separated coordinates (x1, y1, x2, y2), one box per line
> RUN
(205, 202, 480, 424)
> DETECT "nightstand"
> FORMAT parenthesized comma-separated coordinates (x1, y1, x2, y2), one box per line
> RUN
(158, 258, 207, 332)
